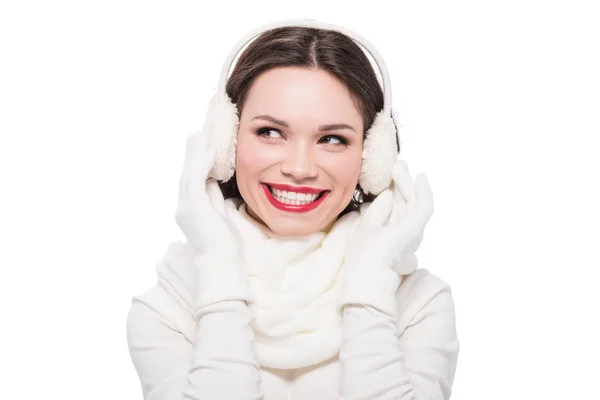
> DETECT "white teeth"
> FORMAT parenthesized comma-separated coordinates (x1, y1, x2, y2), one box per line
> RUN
(269, 187, 320, 205)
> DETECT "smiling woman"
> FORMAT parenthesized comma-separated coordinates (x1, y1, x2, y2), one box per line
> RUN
(217, 25, 401, 223)
(233, 66, 366, 236)
(126, 19, 459, 400)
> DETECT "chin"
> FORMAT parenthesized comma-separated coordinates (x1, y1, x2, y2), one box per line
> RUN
(242, 184, 352, 237)
(264, 217, 329, 237)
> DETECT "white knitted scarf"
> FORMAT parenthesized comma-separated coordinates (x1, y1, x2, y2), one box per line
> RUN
(155, 197, 364, 370)
(231, 200, 363, 369)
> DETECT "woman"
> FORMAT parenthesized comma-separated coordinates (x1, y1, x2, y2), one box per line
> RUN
(126, 20, 459, 400)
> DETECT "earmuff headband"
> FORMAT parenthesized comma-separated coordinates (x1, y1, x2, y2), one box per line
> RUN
(203, 18, 399, 195)
(216, 19, 393, 116)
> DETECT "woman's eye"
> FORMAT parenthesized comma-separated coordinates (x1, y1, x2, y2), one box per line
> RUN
(256, 127, 283, 139)
(320, 135, 349, 146)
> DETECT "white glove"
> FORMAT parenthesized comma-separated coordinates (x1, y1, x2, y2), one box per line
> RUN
(175, 131, 253, 311)
(338, 159, 434, 316)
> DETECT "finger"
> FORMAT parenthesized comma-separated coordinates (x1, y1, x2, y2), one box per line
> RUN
(197, 146, 216, 184)
(389, 192, 407, 224)
(189, 133, 215, 186)
(188, 135, 216, 211)
(390, 161, 408, 223)
(414, 173, 434, 219)
(392, 159, 416, 209)
(392, 175, 434, 246)
(179, 133, 206, 200)
(364, 188, 393, 226)
(178, 133, 199, 203)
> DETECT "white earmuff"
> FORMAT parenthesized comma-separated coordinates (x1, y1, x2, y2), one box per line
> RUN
(203, 18, 399, 195)
(202, 93, 239, 183)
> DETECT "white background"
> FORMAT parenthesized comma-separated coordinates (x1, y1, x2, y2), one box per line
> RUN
(1, 1, 599, 398)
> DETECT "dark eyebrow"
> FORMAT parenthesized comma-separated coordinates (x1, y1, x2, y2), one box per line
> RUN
(251, 114, 356, 133)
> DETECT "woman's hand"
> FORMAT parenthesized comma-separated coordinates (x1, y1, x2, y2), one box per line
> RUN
(351, 158, 433, 273)
(338, 159, 434, 316)
(174, 131, 251, 310)
(175, 132, 242, 255)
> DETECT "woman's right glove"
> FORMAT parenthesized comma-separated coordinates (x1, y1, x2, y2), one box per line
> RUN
(337, 159, 434, 317)
(175, 131, 253, 311)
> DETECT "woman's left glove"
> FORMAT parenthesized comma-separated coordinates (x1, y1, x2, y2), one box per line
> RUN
(338, 159, 434, 317)
(175, 131, 253, 311)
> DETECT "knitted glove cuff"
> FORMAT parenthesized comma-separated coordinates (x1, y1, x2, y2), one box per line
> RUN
(193, 253, 254, 315)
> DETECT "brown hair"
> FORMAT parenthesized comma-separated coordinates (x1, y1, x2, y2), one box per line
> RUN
(218, 26, 400, 216)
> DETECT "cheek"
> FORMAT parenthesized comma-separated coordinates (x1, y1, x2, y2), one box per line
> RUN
(235, 132, 280, 179)
(236, 132, 283, 169)
(236, 132, 255, 166)
(342, 157, 362, 183)
(320, 150, 362, 186)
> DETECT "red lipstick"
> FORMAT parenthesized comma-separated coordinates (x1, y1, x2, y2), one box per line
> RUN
(261, 183, 329, 213)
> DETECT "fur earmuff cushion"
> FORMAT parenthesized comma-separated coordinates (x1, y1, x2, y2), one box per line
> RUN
(359, 112, 398, 195)
(203, 94, 239, 182)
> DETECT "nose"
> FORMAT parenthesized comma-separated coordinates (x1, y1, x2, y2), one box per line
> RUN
(280, 141, 318, 181)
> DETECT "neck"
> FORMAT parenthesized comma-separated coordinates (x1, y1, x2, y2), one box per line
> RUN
(240, 202, 336, 239)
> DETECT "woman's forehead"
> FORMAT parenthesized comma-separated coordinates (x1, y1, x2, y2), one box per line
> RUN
(241, 67, 362, 128)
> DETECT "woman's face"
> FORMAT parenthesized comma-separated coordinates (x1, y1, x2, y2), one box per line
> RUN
(235, 66, 364, 237)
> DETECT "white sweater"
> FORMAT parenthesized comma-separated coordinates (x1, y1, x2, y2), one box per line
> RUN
(126, 266, 459, 399)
